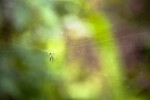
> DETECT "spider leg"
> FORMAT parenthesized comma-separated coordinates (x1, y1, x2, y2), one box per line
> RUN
(50, 57, 54, 62)
(52, 57, 54, 62)
(50, 57, 51, 62)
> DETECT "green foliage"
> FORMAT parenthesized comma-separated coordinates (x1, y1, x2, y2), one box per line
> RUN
(0, 0, 149, 100)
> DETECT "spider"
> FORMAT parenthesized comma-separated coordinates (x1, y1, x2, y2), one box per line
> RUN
(49, 52, 54, 62)
(44, 49, 56, 62)
(43, 49, 56, 62)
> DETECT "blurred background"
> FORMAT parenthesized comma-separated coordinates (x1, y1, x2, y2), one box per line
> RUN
(0, 0, 150, 100)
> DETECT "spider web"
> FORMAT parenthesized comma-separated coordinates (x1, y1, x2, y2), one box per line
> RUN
(0, 24, 149, 100)
(62, 27, 148, 59)
(0, 26, 148, 56)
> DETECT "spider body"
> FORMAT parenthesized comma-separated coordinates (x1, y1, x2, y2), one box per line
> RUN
(43, 49, 56, 62)
(49, 53, 54, 62)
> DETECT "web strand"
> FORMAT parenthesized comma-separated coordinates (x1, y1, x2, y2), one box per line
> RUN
(0, 28, 148, 54)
